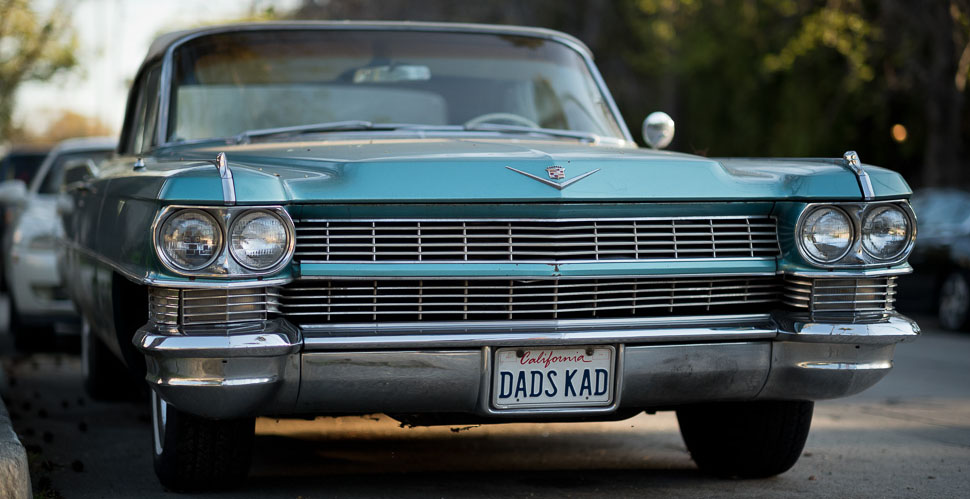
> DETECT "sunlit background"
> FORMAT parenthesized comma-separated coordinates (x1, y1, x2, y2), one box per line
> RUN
(2, 0, 969, 189)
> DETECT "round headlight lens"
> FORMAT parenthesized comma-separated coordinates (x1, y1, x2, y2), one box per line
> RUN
(158, 210, 222, 271)
(800, 207, 853, 263)
(862, 205, 910, 260)
(229, 210, 290, 270)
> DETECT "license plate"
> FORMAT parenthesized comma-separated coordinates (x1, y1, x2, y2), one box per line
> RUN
(492, 346, 615, 409)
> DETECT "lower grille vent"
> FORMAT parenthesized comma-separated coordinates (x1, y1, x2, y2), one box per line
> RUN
(783, 277, 897, 317)
(279, 277, 782, 324)
(149, 287, 280, 325)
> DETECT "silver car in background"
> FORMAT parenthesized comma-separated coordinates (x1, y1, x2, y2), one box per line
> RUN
(1, 137, 115, 348)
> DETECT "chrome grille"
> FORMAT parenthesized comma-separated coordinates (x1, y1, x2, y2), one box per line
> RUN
(783, 277, 897, 317)
(149, 287, 179, 325)
(279, 277, 782, 323)
(294, 217, 780, 262)
(148, 287, 281, 325)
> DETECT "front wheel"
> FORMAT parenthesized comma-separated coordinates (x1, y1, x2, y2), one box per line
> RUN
(677, 400, 814, 478)
(151, 390, 255, 492)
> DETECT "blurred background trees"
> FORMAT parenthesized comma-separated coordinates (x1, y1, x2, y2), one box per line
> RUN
(291, 0, 970, 188)
(0, 0, 77, 143)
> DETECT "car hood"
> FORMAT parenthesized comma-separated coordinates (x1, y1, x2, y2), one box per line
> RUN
(149, 137, 910, 203)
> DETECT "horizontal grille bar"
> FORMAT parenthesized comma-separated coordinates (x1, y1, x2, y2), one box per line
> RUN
(783, 277, 896, 317)
(279, 276, 782, 324)
(149, 287, 280, 326)
(294, 217, 780, 263)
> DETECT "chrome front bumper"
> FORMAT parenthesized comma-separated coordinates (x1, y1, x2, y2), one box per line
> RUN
(134, 313, 919, 419)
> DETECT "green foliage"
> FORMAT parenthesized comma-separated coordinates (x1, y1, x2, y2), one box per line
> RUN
(0, 0, 78, 142)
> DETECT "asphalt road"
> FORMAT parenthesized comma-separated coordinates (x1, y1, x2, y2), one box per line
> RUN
(1, 302, 968, 498)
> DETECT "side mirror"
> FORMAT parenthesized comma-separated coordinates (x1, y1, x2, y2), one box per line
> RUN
(642, 112, 675, 149)
(61, 158, 98, 192)
(0, 180, 28, 206)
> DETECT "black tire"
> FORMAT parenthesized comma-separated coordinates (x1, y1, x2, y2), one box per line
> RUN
(82, 319, 134, 401)
(938, 270, 970, 331)
(152, 390, 255, 492)
(677, 400, 814, 478)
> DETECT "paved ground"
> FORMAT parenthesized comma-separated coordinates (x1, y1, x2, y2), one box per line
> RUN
(1, 303, 968, 498)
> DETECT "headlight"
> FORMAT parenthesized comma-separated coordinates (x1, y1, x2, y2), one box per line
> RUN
(228, 210, 290, 270)
(157, 210, 222, 271)
(862, 205, 910, 260)
(799, 207, 853, 263)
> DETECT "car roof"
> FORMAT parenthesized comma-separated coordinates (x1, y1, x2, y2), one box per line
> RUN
(143, 21, 592, 63)
(48, 136, 116, 155)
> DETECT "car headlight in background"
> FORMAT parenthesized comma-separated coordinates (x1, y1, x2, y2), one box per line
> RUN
(157, 209, 222, 271)
(229, 210, 290, 270)
(799, 206, 853, 263)
(862, 205, 911, 260)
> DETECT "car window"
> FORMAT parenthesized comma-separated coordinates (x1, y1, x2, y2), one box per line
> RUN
(167, 30, 626, 142)
(38, 150, 113, 194)
(0, 152, 49, 183)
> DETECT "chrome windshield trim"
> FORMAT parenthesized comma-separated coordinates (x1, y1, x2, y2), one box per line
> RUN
(154, 22, 633, 147)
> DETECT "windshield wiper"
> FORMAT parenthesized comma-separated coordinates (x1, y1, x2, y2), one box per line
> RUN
(462, 123, 603, 143)
(233, 121, 467, 144)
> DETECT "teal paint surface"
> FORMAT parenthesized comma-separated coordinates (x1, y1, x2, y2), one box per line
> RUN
(297, 260, 779, 279)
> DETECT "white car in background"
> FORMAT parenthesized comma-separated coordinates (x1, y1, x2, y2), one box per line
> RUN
(1, 137, 115, 348)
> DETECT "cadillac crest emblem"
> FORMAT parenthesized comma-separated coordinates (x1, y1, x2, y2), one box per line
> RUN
(546, 165, 566, 179)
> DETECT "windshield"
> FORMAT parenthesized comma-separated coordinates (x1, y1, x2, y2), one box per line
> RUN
(167, 30, 626, 142)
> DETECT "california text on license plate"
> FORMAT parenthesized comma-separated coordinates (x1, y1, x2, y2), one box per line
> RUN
(492, 346, 615, 409)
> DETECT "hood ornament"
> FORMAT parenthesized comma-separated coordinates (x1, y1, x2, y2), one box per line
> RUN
(546, 165, 565, 179)
(506, 166, 600, 190)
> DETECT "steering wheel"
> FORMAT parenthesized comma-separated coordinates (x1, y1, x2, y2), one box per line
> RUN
(463, 112, 541, 129)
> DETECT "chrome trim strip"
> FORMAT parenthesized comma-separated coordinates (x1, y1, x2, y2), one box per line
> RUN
(842, 151, 875, 200)
(300, 313, 773, 334)
(505, 166, 601, 190)
(297, 257, 778, 265)
(296, 272, 779, 280)
(62, 239, 293, 289)
(297, 216, 778, 222)
(137, 331, 301, 358)
(302, 327, 778, 350)
(214, 152, 235, 204)
(783, 267, 912, 278)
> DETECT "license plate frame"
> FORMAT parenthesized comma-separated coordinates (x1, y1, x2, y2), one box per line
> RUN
(491, 345, 616, 410)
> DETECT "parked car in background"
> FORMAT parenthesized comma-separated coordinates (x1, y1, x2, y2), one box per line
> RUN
(62, 22, 919, 491)
(0, 145, 51, 291)
(898, 188, 970, 331)
(1, 137, 115, 347)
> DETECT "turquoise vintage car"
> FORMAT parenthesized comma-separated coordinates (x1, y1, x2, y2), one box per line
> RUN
(62, 22, 918, 491)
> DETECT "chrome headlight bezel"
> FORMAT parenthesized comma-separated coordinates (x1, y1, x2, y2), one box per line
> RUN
(795, 205, 855, 264)
(794, 200, 916, 268)
(860, 204, 913, 261)
(155, 209, 224, 272)
(153, 205, 295, 277)
(228, 209, 292, 271)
